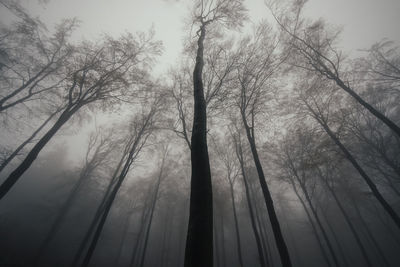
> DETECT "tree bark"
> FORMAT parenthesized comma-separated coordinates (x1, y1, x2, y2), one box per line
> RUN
(184, 23, 213, 267)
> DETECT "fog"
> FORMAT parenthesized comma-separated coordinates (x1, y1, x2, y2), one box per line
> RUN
(0, 0, 400, 266)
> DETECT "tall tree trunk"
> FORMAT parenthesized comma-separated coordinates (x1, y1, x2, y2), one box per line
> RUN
(0, 105, 80, 200)
(235, 141, 267, 267)
(310, 112, 400, 229)
(139, 163, 164, 267)
(325, 184, 373, 267)
(0, 109, 59, 174)
(241, 113, 292, 267)
(228, 181, 244, 267)
(250, 182, 273, 266)
(184, 23, 213, 267)
(214, 208, 221, 267)
(114, 203, 135, 267)
(220, 213, 226, 267)
(289, 180, 333, 267)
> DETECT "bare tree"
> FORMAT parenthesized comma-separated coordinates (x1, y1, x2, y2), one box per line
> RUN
(0, 31, 162, 200)
(269, 0, 400, 138)
(234, 22, 292, 267)
(184, 1, 247, 266)
(80, 97, 162, 267)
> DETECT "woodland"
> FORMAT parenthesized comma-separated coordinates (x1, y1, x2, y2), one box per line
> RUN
(0, 0, 399, 266)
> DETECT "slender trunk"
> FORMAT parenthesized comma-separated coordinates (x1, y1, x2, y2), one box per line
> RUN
(319, 206, 351, 267)
(228, 181, 244, 267)
(250, 182, 273, 266)
(236, 142, 267, 267)
(290, 180, 333, 267)
(374, 206, 400, 247)
(0, 109, 59, 174)
(242, 116, 292, 267)
(214, 207, 221, 267)
(326, 185, 373, 267)
(0, 105, 79, 200)
(114, 207, 134, 266)
(139, 168, 163, 267)
(313, 114, 400, 229)
(129, 198, 151, 267)
(185, 23, 213, 267)
(351, 199, 390, 267)
(72, 154, 125, 266)
(220, 213, 226, 267)
(81, 122, 150, 267)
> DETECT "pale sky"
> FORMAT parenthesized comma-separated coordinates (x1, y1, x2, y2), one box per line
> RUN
(9, 0, 400, 74)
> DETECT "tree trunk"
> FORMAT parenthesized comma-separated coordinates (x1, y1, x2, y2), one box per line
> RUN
(139, 165, 164, 267)
(290, 180, 333, 267)
(228, 181, 244, 267)
(184, 23, 213, 267)
(241, 115, 292, 267)
(236, 142, 267, 267)
(0, 106, 79, 200)
(313, 114, 400, 229)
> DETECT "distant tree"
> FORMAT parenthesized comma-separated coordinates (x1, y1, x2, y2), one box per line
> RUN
(184, 1, 247, 266)
(80, 96, 163, 267)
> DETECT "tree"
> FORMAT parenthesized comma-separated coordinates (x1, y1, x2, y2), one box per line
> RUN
(0, 31, 162, 200)
(269, 0, 400, 138)
(234, 22, 292, 267)
(294, 76, 400, 229)
(184, 1, 247, 266)
(80, 96, 162, 267)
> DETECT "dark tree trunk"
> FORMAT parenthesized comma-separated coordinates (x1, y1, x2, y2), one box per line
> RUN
(0, 109, 59, 174)
(313, 114, 400, 229)
(184, 24, 213, 267)
(220, 213, 226, 267)
(241, 114, 292, 267)
(289, 180, 333, 267)
(235, 141, 267, 267)
(0, 106, 79, 200)
(228, 181, 244, 267)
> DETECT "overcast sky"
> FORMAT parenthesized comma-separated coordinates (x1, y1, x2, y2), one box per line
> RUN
(11, 0, 400, 74)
